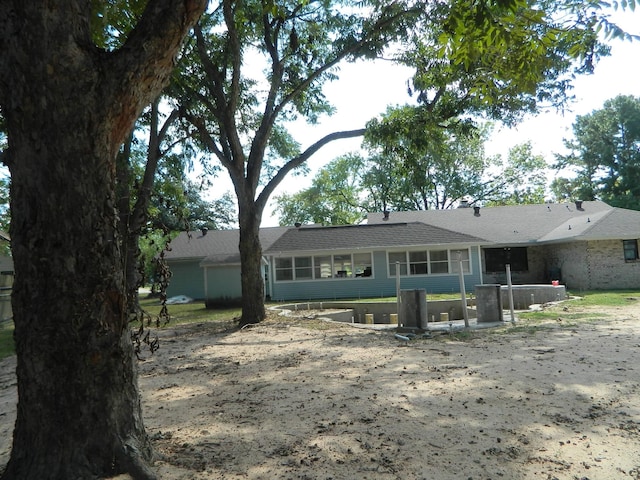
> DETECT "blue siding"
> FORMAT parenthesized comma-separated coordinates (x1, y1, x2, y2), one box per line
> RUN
(268, 247, 483, 301)
(166, 260, 205, 299)
(205, 265, 242, 301)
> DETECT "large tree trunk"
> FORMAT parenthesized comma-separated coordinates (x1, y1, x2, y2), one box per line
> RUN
(237, 194, 266, 326)
(0, 1, 205, 478)
(5, 126, 154, 479)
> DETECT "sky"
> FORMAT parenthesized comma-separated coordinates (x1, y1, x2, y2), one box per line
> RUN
(208, 8, 640, 228)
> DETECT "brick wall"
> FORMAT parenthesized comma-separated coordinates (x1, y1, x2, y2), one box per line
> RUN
(549, 242, 590, 290)
(549, 239, 640, 291)
(584, 239, 640, 290)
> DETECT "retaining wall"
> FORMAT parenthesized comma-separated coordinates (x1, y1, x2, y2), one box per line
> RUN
(275, 299, 476, 324)
(500, 284, 566, 309)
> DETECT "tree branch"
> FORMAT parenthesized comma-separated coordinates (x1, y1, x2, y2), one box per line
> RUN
(104, 0, 207, 148)
(248, 4, 421, 193)
(129, 101, 180, 236)
(183, 111, 237, 176)
(257, 128, 366, 211)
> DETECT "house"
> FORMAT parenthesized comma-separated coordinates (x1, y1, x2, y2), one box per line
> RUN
(164, 201, 640, 303)
(264, 222, 485, 301)
(164, 226, 288, 305)
(367, 200, 640, 291)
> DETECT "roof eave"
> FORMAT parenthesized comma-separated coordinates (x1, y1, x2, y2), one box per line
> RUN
(265, 240, 484, 256)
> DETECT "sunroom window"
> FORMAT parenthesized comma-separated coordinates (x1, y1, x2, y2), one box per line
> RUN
(451, 249, 471, 273)
(274, 257, 293, 281)
(313, 255, 332, 279)
(333, 254, 352, 277)
(409, 251, 428, 275)
(275, 252, 373, 281)
(388, 252, 407, 276)
(389, 248, 471, 276)
(429, 250, 449, 274)
(353, 253, 373, 277)
(294, 256, 313, 279)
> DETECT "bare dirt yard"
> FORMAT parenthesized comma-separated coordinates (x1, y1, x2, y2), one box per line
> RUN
(2, 300, 640, 479)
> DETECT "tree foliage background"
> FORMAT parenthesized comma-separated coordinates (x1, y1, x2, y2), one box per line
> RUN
(552, 94, 640, 210)
(273, 127, 550, 225)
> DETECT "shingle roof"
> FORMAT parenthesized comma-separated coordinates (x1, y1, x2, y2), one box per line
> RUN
(264, 222, 485, 254)
(165, 227, 289, 265)
(165, 201, 640, 263)
(366, 201, 640, 245)
(572, 208, 640, 241)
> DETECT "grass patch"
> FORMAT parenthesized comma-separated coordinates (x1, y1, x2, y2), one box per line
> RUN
(518, 310, 606, 322)
(139, 297, 241, 327)
(566, 290, 640, 307)
(0, 322, 14, 360)
(503, 301, 615, 336)
(518, 290, 640, 324)
(0, 298, 243, 361)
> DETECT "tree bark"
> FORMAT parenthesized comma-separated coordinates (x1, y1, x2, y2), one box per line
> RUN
(0, 1, 206, 478)
(237, 192, 266, 326)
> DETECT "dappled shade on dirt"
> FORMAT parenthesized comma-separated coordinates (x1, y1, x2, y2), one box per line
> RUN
(2, 303, 640, 479)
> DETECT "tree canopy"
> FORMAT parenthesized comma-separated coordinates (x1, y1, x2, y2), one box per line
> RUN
(273, 153, 367, 225)
(552, 94, 640, 210)
(274, 127, 550, 223)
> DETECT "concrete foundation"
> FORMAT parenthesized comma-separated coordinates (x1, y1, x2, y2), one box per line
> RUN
(275, 299, 475, 325)
(501, 284, 566, 309)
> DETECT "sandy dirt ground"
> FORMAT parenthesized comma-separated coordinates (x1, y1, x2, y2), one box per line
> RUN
(2, 300, 640, 479)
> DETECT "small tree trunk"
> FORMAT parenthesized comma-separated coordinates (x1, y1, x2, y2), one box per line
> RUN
(116, 132, 144, 311)
(237, 194, 266, 326)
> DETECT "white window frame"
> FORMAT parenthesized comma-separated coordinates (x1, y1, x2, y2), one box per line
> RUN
(388, 247, 472, 277)
(273, 252, 374, 282)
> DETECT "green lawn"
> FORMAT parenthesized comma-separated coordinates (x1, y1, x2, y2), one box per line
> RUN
(139, 297, 241, 326)
(0, 298, 242, 361)
(509, 289, 640, 334)
(564, 289, 640, 307)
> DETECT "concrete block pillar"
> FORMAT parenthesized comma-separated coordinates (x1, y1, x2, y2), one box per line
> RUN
(475, 284, 503, 323)
(399, 289, 428, 330)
